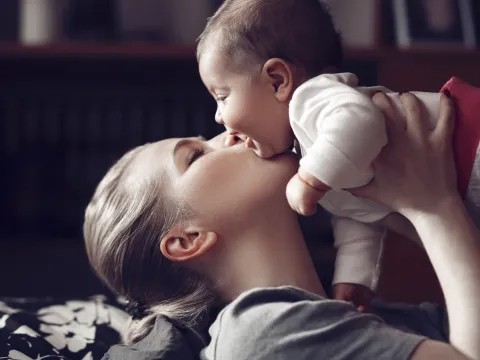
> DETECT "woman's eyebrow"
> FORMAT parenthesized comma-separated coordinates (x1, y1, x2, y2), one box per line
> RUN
(172, 137, 205, 157)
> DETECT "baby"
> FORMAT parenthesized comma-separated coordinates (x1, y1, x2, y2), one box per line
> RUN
(197, 0, 480, 311)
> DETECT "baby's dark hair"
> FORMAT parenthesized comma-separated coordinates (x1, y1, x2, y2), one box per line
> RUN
(197, 0, 343, 78)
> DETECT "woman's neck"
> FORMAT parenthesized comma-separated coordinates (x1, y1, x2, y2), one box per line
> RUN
(208, 209, 326, 301)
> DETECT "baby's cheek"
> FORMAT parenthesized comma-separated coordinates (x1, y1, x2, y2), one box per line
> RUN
(226, 107, 256, 135)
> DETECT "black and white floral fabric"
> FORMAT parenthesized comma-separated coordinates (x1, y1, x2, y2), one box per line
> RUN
(0, 295, 129, 360)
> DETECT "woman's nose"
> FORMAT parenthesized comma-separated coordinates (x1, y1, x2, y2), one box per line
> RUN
(208, 131, 246, 150)
(208, 132, 227, 149)
(245, 137, 255, 149)
(225, 134, 241, 147)
(207, 132, 239, 149)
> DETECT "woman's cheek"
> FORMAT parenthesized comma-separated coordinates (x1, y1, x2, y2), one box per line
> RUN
(186, 155, 234, 193)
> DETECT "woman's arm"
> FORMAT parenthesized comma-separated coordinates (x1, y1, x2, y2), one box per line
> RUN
(412, 195, 480, 359)
(413, 341, 472, 359)
(353, 92, 480, 360)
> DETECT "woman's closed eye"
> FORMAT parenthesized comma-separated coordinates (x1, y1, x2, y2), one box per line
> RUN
(172, 137, 207, 172)
(188, 148, 204, 165)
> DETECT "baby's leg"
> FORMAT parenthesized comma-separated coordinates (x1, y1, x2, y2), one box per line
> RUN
(376, 212, 422, 246)
(332, 216, 386, 293)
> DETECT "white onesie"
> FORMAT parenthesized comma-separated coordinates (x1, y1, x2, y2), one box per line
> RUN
(290, 72, 441, 290)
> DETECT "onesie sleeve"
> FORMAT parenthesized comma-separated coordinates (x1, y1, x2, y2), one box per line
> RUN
(290, 73, 388, 189)
(331, 216, 385, 290)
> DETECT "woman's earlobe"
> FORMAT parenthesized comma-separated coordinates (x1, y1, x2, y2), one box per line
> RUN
(160, 226, 217, 262)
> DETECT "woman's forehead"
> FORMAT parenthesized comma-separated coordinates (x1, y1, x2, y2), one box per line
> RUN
(125, 139, 177, 185)
(139, 139, 175, 167)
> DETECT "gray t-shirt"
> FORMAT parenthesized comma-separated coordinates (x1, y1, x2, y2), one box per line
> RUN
(201, 286, 448, 360)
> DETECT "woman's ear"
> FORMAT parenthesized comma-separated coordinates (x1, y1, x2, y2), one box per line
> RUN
(262, 58, 294, 103)
(160, 226, 218, 263)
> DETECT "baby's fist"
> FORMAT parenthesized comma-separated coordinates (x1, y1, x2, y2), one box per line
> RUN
(286, 174, 320, 216)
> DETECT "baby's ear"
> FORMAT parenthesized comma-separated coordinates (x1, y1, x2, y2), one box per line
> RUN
(262, 58, 294, 103)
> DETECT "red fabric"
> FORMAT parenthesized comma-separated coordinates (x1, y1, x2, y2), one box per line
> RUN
(440, 77, 480, 197)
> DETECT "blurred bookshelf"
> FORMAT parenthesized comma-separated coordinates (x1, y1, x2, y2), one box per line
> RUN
(1, 42, 480, 59)
(0, 42, 478, 92)
(0, 42, 196, 59)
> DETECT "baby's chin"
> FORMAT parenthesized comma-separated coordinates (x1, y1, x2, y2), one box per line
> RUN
(253, 142, 296, 159)
(254, 148, 276, 159)
(254, 148, 299, 163)
(266, 151, 299, 181)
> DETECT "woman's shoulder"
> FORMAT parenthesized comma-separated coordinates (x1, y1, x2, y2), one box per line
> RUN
(104, 315, 201, 360)
(227, 286, 327, 307)
(202, 286, 424, 360)
(214, 286, 380, 327)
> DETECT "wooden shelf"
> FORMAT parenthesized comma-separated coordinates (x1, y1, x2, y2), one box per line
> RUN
(0, 42, 196, 59)
(0, 42, 479, 61)
(345, 46, 480, 60)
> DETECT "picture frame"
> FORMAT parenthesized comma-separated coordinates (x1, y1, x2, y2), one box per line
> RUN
(326, 0, 382, 48)
(393, 0, 476, 48)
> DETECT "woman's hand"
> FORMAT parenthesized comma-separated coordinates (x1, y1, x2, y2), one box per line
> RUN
(353, 92, 480, 359)
(351, 92, 458, 220)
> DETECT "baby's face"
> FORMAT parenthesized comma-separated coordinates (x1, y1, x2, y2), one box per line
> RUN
(199, 50, 294, 158)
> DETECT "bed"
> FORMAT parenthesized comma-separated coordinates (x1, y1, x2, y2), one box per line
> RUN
(0, 295, 128, 359)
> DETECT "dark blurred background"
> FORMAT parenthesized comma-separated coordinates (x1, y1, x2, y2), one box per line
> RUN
(0, 0, 479, 303)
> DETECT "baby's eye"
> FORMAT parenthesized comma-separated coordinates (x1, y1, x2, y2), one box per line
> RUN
(188, 149, 204, 165)
(216, 96, 227, 103)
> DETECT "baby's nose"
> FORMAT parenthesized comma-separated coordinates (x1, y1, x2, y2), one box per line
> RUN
(215, 108, 224, 124)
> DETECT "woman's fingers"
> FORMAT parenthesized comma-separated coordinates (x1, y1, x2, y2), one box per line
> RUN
(433, 93, 455, 145)
(400, 92, 427, 144)
(372, 92, 404, 142)
(351, 92, 400, 200)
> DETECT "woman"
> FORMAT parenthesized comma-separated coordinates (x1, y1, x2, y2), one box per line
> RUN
(84, 92, 480, 359)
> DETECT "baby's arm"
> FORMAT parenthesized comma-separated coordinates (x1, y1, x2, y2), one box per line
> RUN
(286, 168, 329, 216)
(332, 216, 385, 311)
(290, 74, 388, 191)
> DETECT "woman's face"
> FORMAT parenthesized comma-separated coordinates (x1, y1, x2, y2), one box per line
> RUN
(128, 132, 299, 231)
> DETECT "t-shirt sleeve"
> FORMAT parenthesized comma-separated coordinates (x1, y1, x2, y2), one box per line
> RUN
(290, 74, 388, 189)
(203, 287, 425, 360)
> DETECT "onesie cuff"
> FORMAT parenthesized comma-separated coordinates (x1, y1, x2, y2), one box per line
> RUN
(300, 140, 374, 190)
(332, 240, 382, 291)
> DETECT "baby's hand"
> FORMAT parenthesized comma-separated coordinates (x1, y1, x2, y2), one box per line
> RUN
(333, 283, 374, 313)
(286, 168, 328, 216)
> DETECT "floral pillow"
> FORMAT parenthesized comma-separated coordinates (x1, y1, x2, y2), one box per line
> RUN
(0, 295, 129, 360)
